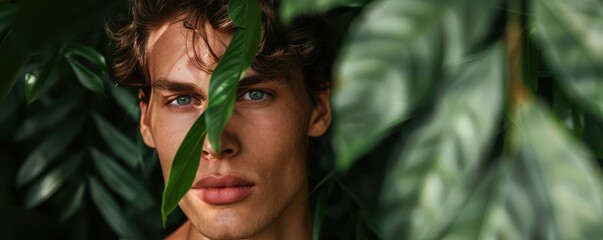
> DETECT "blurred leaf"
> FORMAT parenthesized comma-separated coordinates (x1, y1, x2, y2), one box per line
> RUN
(534, 0, 603, 121)
(66, 44, 107, 72)
(16, 116, 84, 187)
(108, 85, 139, 120)
(15, 93, 81, 140)
(23, 151, 83, 208)
(91, 148, 152, 209)
(334, 0, 500, 170)
(443, 161, 535, 239)
(205, 0, 261, 150)
(517, 101, 603, 239)
(92, 113, 139, 168)
(553, 87, 585, 136)
(24, 45, 62, 104)
(66, 55, 104, 93)
(0, 2, 18, 33)
(162, 112, 207, 226)
(280, 0, 369, 23)
(582, 115, 603, 159)
(0, 39, 26, 103)
(380, 45, 505, 239)
(59, 181, 86, 221)
(89, 177, 144, 240)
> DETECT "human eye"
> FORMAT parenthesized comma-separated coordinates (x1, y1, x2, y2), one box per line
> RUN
(167, 95, 202, 107)
(238, 90, 272, 103)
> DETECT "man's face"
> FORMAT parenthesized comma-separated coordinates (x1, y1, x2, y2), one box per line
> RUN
(140, 21, 331, 239)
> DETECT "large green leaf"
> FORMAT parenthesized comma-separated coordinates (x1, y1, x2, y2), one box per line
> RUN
(23, 151, 83, 208)
(534, 0, 603, 121)
(89, 177, 144, 240)
(333, 0, 498, 169)
(16, 117, 84, 187)
(280, 0, 370, 23)
(66, 44, 107, 72)
(92, 113, 139, 167)
(443, 161, 535, 239)
(91, 148, 152, 209)
(205, 0, 261, 150)
(66, 54, 104, 93)
(162, 112, 207, 226)
(380, 45, 505, 239)
(517, 101, 603, 239)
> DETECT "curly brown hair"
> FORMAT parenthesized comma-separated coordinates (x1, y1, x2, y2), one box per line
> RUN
(106, 0, 333, 103)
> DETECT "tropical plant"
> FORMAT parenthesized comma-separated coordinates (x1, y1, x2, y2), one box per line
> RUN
(2, 0, 603, 239)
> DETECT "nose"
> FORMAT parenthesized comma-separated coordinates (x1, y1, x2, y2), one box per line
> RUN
(201, 131, 239, 160)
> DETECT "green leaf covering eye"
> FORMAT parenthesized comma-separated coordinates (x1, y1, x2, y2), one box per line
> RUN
(161, 0, 262, 226)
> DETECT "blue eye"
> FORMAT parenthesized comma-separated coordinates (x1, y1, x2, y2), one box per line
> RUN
(169, 95, 200, 106)
(248, 90, 265, 100)
(240, 90, 268, 102)
(176, 96, 192, 105)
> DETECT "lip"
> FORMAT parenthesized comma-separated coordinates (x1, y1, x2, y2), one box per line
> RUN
(192, 175, 255, 205)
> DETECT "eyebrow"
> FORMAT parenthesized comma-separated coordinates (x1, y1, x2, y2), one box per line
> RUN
(151, 75, 286, 93)
(237, 75, 286, 88)
(151, 79, 201, 93)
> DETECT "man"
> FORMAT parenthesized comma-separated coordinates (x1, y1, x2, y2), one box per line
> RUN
(108, 0, 333, 239)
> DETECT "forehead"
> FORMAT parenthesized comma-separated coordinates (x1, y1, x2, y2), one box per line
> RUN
(146, 21, 232, 83)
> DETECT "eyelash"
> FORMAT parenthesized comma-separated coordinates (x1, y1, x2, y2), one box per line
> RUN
(166, 94, 203, 109)
(237, 89, 273, 103)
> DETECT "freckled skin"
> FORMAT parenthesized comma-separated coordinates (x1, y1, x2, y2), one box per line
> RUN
(139, 21, 331, 239)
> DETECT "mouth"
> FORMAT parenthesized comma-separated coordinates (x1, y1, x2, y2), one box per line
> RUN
(192, 175, 255, 205)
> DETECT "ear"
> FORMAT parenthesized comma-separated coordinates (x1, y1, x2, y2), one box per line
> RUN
(139, 90, 156, 148)
(307, 89, 332, 137)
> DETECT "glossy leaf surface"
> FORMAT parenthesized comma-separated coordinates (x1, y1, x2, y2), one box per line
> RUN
(517, 101, 603, 239)
(205, 0, 261, 150)
(380, 45, 505, 239)
(534, 0, 603, 121)
(66, 55, 104, 93)
(333, 0, 499, 169)
(162, 113, 207, 226)
(23, 151, 83, 208)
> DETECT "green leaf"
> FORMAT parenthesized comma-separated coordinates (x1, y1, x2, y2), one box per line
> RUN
(205, 0, 261, 150)
(92, 113, 139, 168)
(380, 45, 505, 239)
(59, 181, 86, 221)
(89, 177, 144, 240)
(334, 0, 499, 169)
(443, 161, 535, 240)
(67, 55, 104, 93)
(91, 148, 153, 209)
(66, 44, 107, 72)
(108, 85, 139, 120)
(280, 0, 369, 23)
(516, 101, 603, 239)
(534, 0, 603, 121)
(0, 39, 26, 103)
(15, 94, 81, 140)
(23, 151, 83, 208)
(16, 117, 84, 187)
(162, 112, 207, 226)
(24, 46, 62, 104)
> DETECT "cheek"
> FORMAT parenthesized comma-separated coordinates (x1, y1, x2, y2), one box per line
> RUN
(149, 108, 199, 178)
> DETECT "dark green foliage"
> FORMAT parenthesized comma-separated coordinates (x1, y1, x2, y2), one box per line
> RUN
(2, 0, 603, 239)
